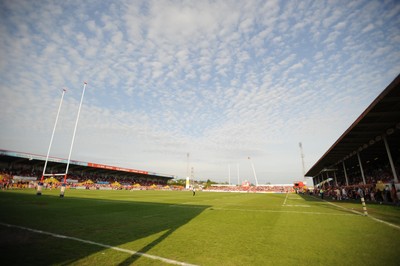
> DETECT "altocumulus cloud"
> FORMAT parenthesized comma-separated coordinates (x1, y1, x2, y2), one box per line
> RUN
(0, 0, 399, 183)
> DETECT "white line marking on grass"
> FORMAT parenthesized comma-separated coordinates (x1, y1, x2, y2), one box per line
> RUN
(210, 207, 354, 216)
(168, 204, 205, 209)
(142, 214, 159, 218)
(282, 192, 289, 206)
(367, 215, 400, 230)
(283, 204, 311, 207)
(318, 200, 400, 230)
(0, 222, 198, 266)
(282, 193, 309, 207)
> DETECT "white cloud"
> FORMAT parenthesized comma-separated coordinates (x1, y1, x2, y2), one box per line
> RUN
(0, 0, 399, 183)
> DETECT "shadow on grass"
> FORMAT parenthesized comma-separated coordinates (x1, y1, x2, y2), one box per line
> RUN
(0, 190, 209, 265)
(118, 227, 174, 266)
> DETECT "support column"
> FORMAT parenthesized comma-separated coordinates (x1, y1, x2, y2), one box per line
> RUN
(342, 161, 349, 186)
(334, 171, 338, 187)
(357, 152, 366, 185)
(383, 135, 399, 183)
(325, 172, 330, 188)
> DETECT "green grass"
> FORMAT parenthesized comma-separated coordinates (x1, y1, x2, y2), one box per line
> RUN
(1, 189, 399, 265)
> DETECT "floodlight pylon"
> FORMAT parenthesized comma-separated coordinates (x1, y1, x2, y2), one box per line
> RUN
(248, 157, 259, 186)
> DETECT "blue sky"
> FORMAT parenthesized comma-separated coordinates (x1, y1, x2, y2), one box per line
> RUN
(1, 0, 399, 184)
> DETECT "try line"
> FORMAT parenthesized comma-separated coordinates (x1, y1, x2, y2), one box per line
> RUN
(0, 222, 198, 266)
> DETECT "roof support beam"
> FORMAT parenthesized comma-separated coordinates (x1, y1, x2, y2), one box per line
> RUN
(342, 161, 349, 186)
(357, 152, 366, 185)
(383, 135, 398, 183)
(334, 171, 338, 187)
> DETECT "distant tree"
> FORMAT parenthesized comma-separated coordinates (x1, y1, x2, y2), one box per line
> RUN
(168, 179, 186, 186)
(203, 179, 218, 188)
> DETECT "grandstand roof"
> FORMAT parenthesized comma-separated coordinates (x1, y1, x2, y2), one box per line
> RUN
(305, 74, 400, 177)
(0, 149, 174, 180)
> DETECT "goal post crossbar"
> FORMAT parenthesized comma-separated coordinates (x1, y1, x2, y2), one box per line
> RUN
(42, 173, 66, 177)
(37, 82, 87, 198)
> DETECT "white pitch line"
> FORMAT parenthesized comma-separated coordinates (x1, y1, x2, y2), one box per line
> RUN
(209, 207, 354, 216)
(282, 192, 289, 206)
(283, 204, 311, 207)
(367, 215, 400, 230)
(319, 199, 400, 231)
(282, 193, 309, 207)
(0, 222, 198, 266)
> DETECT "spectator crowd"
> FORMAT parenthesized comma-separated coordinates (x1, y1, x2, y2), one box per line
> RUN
(204, 185, 294, 193)
(0, 167, 173, 191)
(310, 181, 399, 205)
(1, 162, 399, 206)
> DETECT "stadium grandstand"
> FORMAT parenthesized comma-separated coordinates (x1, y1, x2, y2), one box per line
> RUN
(306, 74, 400, 202)
(0, 149, 174, 190)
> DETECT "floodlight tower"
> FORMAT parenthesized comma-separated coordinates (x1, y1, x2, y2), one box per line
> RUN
(185, 153, 190, 189)
(299, 142, 306, 181)
(190, 166, 195, 187)
(237, 164, 240, 185)
(248, 157, 259, 186)
(228, 164, 231, 185)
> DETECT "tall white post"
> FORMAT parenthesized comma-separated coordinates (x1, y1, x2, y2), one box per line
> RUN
(228, 164, 231, 185)
(191, 167, 194, 187)
(185, 153, 190, 189)
(299, 142, 306, 180)
(37, 88, 66, 196)
(237, 164, 240, 186)
(62, 82, 87, 196)
(334, 171, 338, 187)
(357, 152, 366, 185)
(248, 157, 259, 186)
(383, 135, 398, 183)
(342, 161, 349, 186)
(324, 172, 328, 188)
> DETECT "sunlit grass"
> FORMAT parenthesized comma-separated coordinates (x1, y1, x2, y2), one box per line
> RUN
(1, 189, 399, 265)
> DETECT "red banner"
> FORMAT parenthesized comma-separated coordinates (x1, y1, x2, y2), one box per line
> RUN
(88, 163, 148, 175)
